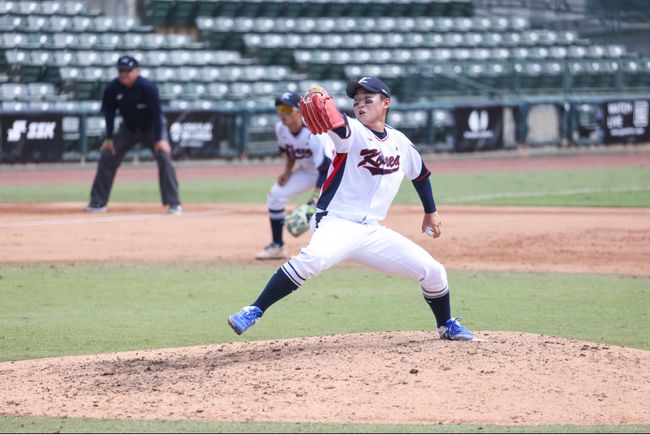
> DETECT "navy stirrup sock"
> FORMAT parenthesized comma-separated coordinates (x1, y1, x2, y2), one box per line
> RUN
(270, 218, 284, 246)
(424, 291, 451, 328)
(253, 268, 299, 312)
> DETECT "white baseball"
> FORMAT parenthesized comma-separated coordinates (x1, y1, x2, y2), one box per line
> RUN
(425, 226, 435, 237)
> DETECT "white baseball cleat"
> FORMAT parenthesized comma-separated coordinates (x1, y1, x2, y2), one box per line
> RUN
(168, 204, 183, 216)
(255, 242, 286, 260)
(85, 205, 107, 213)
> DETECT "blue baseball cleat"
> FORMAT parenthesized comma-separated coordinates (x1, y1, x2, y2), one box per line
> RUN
(228, 306, 263, 335)
(438, 317, 474, 341)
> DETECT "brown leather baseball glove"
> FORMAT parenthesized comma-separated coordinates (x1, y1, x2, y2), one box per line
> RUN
(299, 86, 345, 135)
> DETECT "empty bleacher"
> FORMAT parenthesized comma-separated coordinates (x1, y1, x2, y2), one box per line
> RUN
(1, 0, 650, 159)
(3, 0, 650, 109)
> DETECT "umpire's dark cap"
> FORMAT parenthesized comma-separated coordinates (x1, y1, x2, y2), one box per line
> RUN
(117, 55, 139, 71)
(346, 76, 391, 98)
(275, 91, 301, 108)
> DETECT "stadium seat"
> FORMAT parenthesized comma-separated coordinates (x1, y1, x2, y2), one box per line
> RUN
(73, 33, 97, 49)
(1, 101, 27, 111)
(0, 83, 27, 100)
(51, 34, 79, 49)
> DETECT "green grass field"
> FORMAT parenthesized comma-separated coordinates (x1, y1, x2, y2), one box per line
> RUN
(1, 263, 648, 363)
(1, 164, 648, 433)
(0, 167, 649, 207)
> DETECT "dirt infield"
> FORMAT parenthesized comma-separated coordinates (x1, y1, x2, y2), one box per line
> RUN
(1, 149, 649, 426)
(0, 202, 648, 276)
(1, 332, 649, 425)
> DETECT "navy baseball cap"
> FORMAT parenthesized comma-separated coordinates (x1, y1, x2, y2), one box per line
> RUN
(346, 76, 391, 98)
(117, 55, 139, 71)
(275, 91, 301, 108)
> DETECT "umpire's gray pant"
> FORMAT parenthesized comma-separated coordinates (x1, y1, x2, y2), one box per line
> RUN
(88, 122, 180, 208)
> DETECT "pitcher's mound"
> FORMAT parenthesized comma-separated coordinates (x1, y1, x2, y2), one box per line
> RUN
(1, 331, 649, 425)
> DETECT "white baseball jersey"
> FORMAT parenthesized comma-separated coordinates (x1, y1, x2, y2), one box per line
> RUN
(318, 116, 428, 224)
(282, 115, 448, 302)
(268, 122, 334, 213)
(275, 122, 334, 174)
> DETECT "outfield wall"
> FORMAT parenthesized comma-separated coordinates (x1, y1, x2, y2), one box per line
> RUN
(1, 96, 648, 163)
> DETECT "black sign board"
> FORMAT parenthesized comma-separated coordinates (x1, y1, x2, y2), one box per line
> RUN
(602, 100, 649, 144)
(0, 113, 64, 162)
(164, 111, 221, 158)
(453, 106, 504, 152)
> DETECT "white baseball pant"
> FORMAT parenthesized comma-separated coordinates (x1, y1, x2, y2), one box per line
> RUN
(281, 214, 449, 298)
(267, 169, 318, 217)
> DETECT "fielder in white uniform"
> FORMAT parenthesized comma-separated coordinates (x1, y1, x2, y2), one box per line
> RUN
(230, 77, 473, 341)
(256, 91, 334, 260)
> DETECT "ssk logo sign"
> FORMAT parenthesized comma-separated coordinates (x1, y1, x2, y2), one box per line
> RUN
(7, 120, 57, 142)
(1, 114, 64, 162)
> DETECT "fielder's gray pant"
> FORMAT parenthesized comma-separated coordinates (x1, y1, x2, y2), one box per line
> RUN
(89, 123, 180, 208)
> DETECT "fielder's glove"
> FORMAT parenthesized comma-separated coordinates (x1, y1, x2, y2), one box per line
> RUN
(300, 86, 345, 135)
(284, 203, 317, 237)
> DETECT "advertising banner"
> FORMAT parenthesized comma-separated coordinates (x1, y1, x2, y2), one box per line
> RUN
(602, 99, 649, 144)
(0, 113, 64, 162)
(453, 106, 504, 152)
(165, 110, 221, 158)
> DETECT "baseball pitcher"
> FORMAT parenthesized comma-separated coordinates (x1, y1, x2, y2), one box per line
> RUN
(230, 77, 473, 341)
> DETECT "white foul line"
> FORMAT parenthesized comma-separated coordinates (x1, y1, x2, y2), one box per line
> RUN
(0, 210, 229, 228)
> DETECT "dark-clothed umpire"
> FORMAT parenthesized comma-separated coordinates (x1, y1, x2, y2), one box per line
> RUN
(85, 55, 182, 215)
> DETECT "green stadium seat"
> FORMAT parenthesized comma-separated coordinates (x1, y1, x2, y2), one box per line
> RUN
(568, 45, 588, 59)
(154, 66, 176, 82)
(0, 83, 27, 100)
(2, 101, 28, 111)
(502, 32, 522, 47)
(555, 31, 578, 45)
(61, 2, 87, 16)
(122, 33, 145, 49)
(158, 82, 184, 101)
(144, 51, 169, 67)
(178, 66, 200, 82)
(0, 2, 16, 15)
(16, 2, 38, 15)
(102, 52, 120, 66)
(72, 16, 92, 32)
(549, 46, 568, 59)
(1, 32, 28, 49)
(53, 51, 74, 67)
(207, 82, 229, 98)
(1, 15, 26, 31)
(78, 33, 100, 49)
(75, 50, 101, 67)
(26, 16, 47, 31)
(27, 82, 57, 100)
(27, 101, 56, 111)
(52, 33, 79, 49)
(48, 16, 72, 32)
(98, 34, 121, 49)
(465, 32, 484, 46)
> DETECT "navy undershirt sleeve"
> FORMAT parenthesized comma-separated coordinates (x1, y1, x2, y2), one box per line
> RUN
(411, 164, 437, 213)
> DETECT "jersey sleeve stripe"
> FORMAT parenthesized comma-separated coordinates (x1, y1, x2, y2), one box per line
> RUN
(413, 163, 431, 181)
(317, 152, 348, 211)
